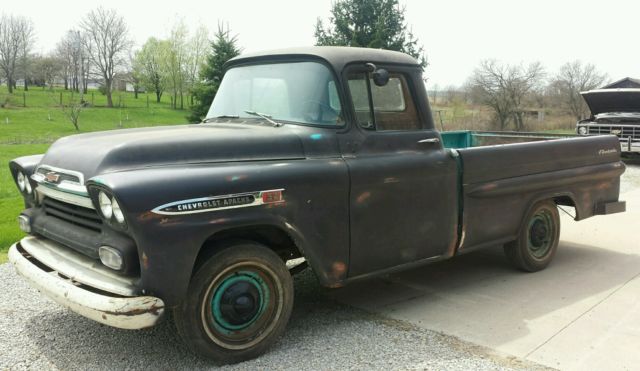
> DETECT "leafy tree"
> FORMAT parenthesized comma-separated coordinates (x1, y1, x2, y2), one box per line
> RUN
(188, 25, 240, 122)
(134, 37, 168, 103)
(315, 0, 426, 67)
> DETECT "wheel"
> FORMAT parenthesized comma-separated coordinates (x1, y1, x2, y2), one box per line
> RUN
(174, 241, 294, 363)
(503, 200, 560, 272)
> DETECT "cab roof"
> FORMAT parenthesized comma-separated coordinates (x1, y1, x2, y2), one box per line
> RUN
(226, 46, 420, 71)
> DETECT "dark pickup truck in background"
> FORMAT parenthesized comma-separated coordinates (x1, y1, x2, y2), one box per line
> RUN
(8, 47, 626, 363)
(577, 88, 640, 154)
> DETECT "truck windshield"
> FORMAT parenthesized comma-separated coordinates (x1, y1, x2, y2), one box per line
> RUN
(206, 62, 343, 126)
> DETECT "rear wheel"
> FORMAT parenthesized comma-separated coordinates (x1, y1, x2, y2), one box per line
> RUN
(174, 241, 294, 363)
(504, 200, 560, 272)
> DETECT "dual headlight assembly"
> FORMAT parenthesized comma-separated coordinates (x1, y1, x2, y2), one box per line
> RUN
(98, 191, 125, 225)
(95, 190, 127, 271)
(15, 170, 33, 195)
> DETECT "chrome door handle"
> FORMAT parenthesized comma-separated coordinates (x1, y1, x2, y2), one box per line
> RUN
(418, 138, 440, 144)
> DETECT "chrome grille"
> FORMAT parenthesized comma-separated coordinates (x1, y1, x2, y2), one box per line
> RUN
(42, 197, 102, 232)
(587, 125, 640, 140)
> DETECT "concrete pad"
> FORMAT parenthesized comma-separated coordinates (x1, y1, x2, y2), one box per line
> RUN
(331, 184, 640, 370)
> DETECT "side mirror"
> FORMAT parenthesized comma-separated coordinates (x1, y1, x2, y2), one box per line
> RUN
(365, 63, 390, 86)
(372, 68, 389, 87)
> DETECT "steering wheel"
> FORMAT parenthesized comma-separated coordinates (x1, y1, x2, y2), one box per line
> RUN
(302, 100, 340, 123)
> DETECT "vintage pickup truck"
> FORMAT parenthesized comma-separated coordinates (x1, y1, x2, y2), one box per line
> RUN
(576, 88, 640, 154)
(8, 47, 626, 363)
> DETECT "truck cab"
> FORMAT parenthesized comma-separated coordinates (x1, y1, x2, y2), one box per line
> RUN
(8, 47, 625, 363)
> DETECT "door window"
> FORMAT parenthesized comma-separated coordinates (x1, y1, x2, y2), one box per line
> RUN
(347, 72, 420, 131)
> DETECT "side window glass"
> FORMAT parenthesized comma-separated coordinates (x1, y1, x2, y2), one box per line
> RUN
(347, 73, 375, 128)
(347, 72, 420, 131)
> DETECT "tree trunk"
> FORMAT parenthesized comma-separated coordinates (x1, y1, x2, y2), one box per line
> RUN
(24, 78, 28, 91)
(7, 77, 13, 93)
(64, 78, 68, 90)
(105, 79, 113, 108)
(156, 89, 161, 103)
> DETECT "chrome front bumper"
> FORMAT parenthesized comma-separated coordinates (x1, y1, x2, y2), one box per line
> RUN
(8, 236, 164, 329)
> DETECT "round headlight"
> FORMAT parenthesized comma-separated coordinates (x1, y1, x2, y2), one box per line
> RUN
(17, 172, 26, 191)
(99, 191, 113, 219)
(578, 126, 588, 135)
(111, 198, 125, 224)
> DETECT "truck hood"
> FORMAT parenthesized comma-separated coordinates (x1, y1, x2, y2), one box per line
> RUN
(581, 89, 640, 116)
(39, 123, 306, 179)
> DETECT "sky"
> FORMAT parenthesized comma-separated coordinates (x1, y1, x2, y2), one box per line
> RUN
(3, 0, 639, 88)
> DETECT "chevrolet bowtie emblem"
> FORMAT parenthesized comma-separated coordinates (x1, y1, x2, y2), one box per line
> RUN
(45, 172, 60, 183)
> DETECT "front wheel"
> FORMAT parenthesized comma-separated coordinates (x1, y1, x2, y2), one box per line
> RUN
(174, 241, 294, 363)
(504, 200, 560, 272)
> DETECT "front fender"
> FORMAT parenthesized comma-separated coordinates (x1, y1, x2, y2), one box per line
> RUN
(87, 158, 350, 305)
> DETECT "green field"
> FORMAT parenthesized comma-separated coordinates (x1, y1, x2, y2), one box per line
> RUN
(0, 86, 190, 263)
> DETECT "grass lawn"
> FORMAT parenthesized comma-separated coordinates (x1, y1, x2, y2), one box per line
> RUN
(0, 86, 191, 263)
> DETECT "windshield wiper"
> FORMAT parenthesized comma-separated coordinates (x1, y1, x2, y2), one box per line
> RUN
(202, 115, 239, 123)
(244, 110, 283, 127)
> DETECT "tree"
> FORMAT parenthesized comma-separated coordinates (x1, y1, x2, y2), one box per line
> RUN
(57, 30, 91, 93)
(314, 0, 426, 67)
(18, 17, 34, 90)
(188, 25, 240, 122)
(31, 54, 62, 89)
(185, 25, 209, 106)
(80, 7, 131, 107)
(553, 61, 608, 120)
(0, 14, 34, 93)
(134, 37, 168, 103)
(164, 21, 188, 109)
(469, 60, 545, 131)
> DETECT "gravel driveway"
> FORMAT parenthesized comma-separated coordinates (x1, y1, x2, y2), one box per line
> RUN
(0, 264, 549, 370)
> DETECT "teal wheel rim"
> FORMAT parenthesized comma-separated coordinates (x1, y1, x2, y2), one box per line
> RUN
(210, 271, 269, 333)
(201, 261, 282, 350)
(527, 211, 554, 259)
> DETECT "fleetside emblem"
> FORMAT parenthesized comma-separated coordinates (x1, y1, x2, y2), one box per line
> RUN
(152, 189, 285, 215)
(45, 172, 61, 183)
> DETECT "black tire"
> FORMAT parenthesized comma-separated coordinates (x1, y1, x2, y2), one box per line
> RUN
(173, 241, 294, 363)
(503, 200, 560, 272)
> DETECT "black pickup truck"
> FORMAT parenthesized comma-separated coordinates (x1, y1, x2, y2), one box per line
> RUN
(8, 47, 626, 363)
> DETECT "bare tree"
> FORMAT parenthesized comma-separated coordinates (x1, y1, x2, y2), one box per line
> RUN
(18, 17, 34, 90)
(80, 7, 130, 107)
(0, 14, 34, 93)
(553, 61, 608, 120)
(186, 25, 209, 106)
(469, 60, 545, 131)
(57, 31, 87, 92)
(444, 85, 458, 104)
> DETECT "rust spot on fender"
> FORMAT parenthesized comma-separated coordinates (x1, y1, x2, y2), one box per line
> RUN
(356, 191, 371, 204)
(141, 252, 149, 270)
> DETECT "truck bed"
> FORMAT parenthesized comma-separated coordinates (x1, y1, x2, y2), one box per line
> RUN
(440, 132, 626, 252)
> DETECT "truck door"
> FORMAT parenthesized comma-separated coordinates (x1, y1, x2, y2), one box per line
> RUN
(342, 67, 459, 277)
